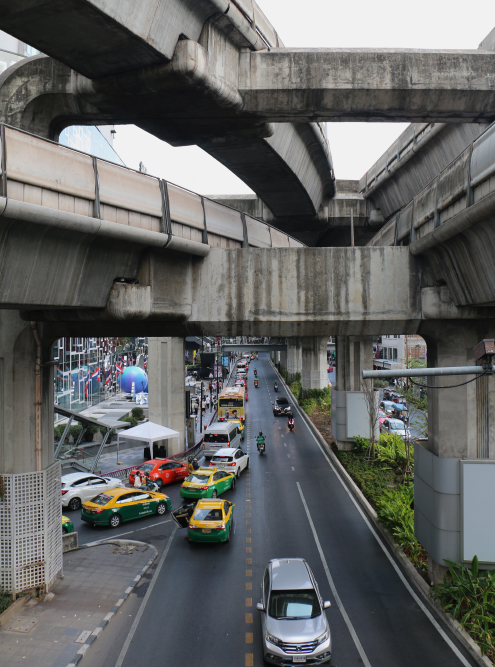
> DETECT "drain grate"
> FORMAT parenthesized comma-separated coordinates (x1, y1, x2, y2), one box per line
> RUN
(5, 617, 39, 633)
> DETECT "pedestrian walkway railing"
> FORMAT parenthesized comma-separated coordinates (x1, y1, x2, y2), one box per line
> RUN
(100, 465, 135, 480)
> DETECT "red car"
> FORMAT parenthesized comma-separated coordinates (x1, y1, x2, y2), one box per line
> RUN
(129, 459, 188, 487)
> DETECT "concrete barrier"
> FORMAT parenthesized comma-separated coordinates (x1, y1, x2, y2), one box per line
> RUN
(63, 532, 78, 553)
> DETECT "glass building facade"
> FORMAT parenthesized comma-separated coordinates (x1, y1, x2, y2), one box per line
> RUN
(59, 126, 125, 165)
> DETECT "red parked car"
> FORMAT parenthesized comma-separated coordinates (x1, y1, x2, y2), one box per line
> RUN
(129, 459, 188, 488)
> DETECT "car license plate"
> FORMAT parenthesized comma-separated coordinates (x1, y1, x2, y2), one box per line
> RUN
(293, 658, 306, 664)
(202, 529, 211, 533)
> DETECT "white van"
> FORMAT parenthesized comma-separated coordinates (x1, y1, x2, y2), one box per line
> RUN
(203, 421, 242, 458)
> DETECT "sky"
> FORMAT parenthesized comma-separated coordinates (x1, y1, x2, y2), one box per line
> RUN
(113, 0, 495, 195)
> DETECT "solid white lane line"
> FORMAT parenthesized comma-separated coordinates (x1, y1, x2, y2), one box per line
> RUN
(83, 519, 172, 545)
(289, 394, 472, 667)
(297, 482, 372, 667)
(114, 526, 177, 667)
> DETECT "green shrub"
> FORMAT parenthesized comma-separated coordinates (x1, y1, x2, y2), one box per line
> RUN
(431, 557, 495, 661)
(122, 415, 138, 428)
(353, 436, 370, 454)
(376, 433, 408, 469)
(69, 424, 83, 442)
(99, 426, 116, 439)
(54, 424, 66, 443)
(83, 423, 99, 442)
(131, 407, 144, 420)
(337, 451, 395, 506)
(0, 588, 12, 614)
(376, 485, 425, 569)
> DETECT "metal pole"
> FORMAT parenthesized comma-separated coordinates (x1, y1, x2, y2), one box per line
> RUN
(350, 209, 355, 247)
(363, 365, 493, 380)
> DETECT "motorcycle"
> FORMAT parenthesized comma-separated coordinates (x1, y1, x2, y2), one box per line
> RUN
(254, 369, 258, 377)
(288, 418, 295, 431)
(257, 440, 265, 455)
(254, 379, 259, 388)
(274, 382, 279, 392)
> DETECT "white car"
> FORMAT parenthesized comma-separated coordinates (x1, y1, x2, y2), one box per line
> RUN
(380, 418, 410, 439)
(61, 472, 124, 510)
(209, 447, 249, 478)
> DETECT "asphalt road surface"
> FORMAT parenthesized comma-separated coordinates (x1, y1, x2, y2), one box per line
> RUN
(78, 354, 476, 667)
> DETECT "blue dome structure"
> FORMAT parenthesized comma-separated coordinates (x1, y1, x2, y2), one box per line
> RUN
(120, 366, 148, 393)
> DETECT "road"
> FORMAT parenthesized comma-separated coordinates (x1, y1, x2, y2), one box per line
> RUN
(78, 354, 475, 667)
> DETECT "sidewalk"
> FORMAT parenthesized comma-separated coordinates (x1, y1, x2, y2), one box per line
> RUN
(0, 541, 157, 667)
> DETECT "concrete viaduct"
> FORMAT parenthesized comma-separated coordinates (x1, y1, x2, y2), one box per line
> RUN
(0, 1, 494, 591)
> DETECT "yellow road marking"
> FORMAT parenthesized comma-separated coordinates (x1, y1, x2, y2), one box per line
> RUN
(246, 537, 251, 543)
(245, 654, 253, 666)
(246, 598, 252, 606)
(246, 513, 251, 518)
(246, 520, 251, 525)
(246, 632, 253, 643)
(246, 613, 253, 623)
(247, 528, 251, 534)
(246, 558, 252, 564)
(246, 582, 252, 590)
(246, 546, 252, 553)
(246, 569, 252, 577)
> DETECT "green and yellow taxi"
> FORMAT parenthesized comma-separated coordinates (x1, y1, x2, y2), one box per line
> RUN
(62, 515, 74, 534)
(81, 487, 172, 528)
(172, 499, 235, 543)
(227, 418, 245, 441)
(180, 467, 236, 500)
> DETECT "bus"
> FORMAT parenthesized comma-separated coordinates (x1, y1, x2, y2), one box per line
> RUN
(218, 386, 246, 423)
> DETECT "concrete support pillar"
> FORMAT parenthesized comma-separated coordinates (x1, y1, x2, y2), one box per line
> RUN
(332, 336, 373, 450)
(336, 335, 373, 391)
(148, 337, 186, 455)
(287, 339, 302, 378)
(301, 337, 327, 391)
(279, 349, 287, 374)
(0, 311, 61, 594)
(415, 322, 495, 583)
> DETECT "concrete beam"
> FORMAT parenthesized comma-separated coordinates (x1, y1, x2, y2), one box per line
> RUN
(23, 247, 424, 336)
(210, 181, 372, 247)
(239, 48, 495, 122)
(0, 49, 334, 221)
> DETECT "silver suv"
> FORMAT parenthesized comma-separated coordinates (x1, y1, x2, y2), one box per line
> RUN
(257, 558, 331, 665)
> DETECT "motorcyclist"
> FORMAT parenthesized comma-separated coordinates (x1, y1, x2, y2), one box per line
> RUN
(254, 368, 257, 377)
(192, 457, 199, 471)
(274, 381, 278, 391)
(288, 416, 295, 430)
(256, 431, 266, 452)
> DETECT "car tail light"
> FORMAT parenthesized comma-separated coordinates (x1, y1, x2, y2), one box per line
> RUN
(94, 509, 103, 513)
(201, 486, 209, 490)
(62, 490, 68, 495)
(209, 462, 214, 466)
(228, 463, 236, 467)
(188, 525, 199, 529)
(213, 525, 226, 530)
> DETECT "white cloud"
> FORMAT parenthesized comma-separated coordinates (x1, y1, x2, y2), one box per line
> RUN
(113, 1, 495, 190)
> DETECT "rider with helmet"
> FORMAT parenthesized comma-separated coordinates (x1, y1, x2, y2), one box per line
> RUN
(256, 431, 266, 452)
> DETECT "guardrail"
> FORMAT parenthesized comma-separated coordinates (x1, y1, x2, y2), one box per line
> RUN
(367, 120, 495, 247)
(0, 124, 304, 251)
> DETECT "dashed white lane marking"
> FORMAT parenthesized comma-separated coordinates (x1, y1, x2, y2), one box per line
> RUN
(297, 483, 372, 667)
(291, 467, 295, 471)
(287, 454, 290, 458)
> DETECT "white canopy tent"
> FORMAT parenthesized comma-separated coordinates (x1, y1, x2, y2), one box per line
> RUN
(117, 422, 180, 460)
